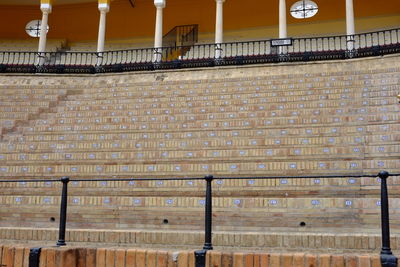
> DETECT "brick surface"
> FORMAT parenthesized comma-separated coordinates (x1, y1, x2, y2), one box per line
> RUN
(115, 249, 126, 267)
(187, 251, 195, 267)
(244, 253, 253, 267)
(210, 251, 222, 267)
(233, 253, 244, 267)
(12, 247, 24, 267)
(292, 253, 304, 267)
(60, 249, 77, 267)
(370, 255, 381, 267)
(105, 249, 115, 267)
(136, 250, 146, 267)
(331, 255, 344, 267)
(177, 251, 189, 267)
(305, 254, 317, 267)
(157, 251, 168, 267)
(23, 248, 30, 267)
(357, 255, 371, 267)
(126, 249, 136, 267)
(221, 252, 233, 267)
(318, 254, 331, 267)
(147, 250, 156, 267)
(39, 248, 47, 267)
(96, 248, 107, 267)
(86, 248, 97, 267)
(281, 253, 292, 267)
(269, 253, 280, 267)
(76, 248, 86, 267)
(45, 248, 56, 267)
(345, 255, 357, 267)
(167, 251, 177, 267)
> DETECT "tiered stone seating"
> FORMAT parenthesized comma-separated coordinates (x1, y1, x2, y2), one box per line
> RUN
(0, 55, 399, 250)
(0, 85, 68, 136)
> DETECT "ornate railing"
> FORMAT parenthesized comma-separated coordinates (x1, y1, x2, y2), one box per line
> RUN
(0, 28, 398, 74)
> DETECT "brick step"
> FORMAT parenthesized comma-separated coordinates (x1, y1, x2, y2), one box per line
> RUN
(0, 196, 397, 229)
(0, 187, 386, 197)
(1, 228, 399, 252)
(0, 160, 398, 177)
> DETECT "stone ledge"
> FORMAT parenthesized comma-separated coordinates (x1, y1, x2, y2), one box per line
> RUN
(0, 227, 399, 252)
(0, 244, 388, 267)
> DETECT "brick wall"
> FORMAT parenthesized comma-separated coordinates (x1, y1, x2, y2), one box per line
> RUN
(0, 245, 384, 267)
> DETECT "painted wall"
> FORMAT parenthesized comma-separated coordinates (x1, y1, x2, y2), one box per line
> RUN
(0, 0, 399, 42)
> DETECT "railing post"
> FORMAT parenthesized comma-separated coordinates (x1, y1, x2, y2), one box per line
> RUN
(203, 174, 214, 250)
(195, 174, 214, 267)
(379, 171, 398, 267)
(28, 247, 41, 267)
(56, 176, 70, 246)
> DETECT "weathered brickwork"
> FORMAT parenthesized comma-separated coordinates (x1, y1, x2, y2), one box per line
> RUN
(0, 245, 386, 267)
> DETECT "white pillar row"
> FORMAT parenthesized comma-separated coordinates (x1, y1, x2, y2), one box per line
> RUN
(37, 3, 52, 65)
(153, 0, 166, 63)
(96, 1, 110, 65)
(215, 0, 225, 59)
(345, 0, 355, 51)
(278, 0, 287, 54)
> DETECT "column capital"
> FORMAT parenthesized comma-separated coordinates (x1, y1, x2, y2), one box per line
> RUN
(154, 0, 166, 8)
(98, 0, 110, 12)
(215, 0, 225, 3)
(40, 0, 52, 12)
(40, 3, 52, 13)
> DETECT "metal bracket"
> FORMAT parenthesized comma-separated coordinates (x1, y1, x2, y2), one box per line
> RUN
(194, 249, 207, 267)
(28, 247, 42, 267)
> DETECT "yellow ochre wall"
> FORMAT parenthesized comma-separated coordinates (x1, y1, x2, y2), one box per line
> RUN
(0, 0, 398, 42)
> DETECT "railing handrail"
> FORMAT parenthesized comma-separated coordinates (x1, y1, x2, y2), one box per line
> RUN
(0, 27, 398, 54)
(0, 172, 399, 183)
(0, 27, 399, 74)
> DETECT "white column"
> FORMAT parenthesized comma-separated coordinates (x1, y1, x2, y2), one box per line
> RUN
(278, 0, 287, 54)
(153, 0, 166, 62)
(96, 3, 110, 65)
(346, 0, 355, 51)
(37, 4, 51, 65)
(215, 0, 225, 59)
(279, 0, 287, 39)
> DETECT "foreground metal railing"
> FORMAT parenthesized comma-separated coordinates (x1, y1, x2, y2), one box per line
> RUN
(0, 171, 398, 267)
(0, 28, 399, 74)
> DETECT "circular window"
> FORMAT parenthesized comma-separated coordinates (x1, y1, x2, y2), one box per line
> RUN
(290, 0, 318, 19)
(25, 20, 49, 38)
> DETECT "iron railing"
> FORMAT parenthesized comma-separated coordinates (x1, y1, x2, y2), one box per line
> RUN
(0, 171, 398, 267)
(0, 28, 398, 74)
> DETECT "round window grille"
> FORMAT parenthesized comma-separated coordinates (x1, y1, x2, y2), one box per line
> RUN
(290, 0, 319, 19)
(25, 20, 49, 38)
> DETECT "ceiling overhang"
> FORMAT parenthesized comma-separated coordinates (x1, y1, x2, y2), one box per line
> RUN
(1, 0, 98, 5)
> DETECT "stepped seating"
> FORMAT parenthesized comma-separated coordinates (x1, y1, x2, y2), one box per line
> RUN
(0, 87, 68, 133)
(0, 55, 399, 249)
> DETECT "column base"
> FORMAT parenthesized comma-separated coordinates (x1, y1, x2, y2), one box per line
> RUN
(380, 253, 398, 267)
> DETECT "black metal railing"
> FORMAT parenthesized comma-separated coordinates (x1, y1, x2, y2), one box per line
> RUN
(162, 24, 199, 62)
(0, 171, 398, 267)
(163, 24, 199, 48)
(0, 28, 398, 74)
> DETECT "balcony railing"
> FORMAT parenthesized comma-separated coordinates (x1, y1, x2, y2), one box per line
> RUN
(0, 28, 398, 74)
